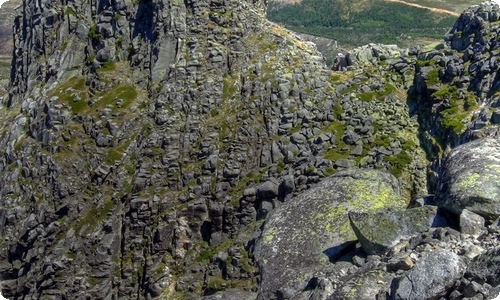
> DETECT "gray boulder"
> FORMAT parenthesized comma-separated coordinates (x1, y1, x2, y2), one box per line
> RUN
(465, 246, 500, 287)
(254, 169, 405, 299)
(460, 209, 485, 237)
(329, 269, 394, 300)
(435, 138, 500, 220)
(393, 249, 465, 300)
(349, 206, 438, 255)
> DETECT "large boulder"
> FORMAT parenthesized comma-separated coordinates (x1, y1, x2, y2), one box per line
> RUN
(435, 138, 500, 220)
(392, 249, 465, 300)
(254, 169, 406, 299)
(348, 206, 439, 255)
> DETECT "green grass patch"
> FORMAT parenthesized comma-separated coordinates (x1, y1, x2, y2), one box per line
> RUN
(196, 249, 214, 262)
(323, 121, 346, 146)
(276, 160, 286, 173)
(65, 7, 76, 16)
(432, 84, 458, 100)
(49, 77, 89, 114)
(96, 85, 138, 111)
(222, 74, 238, 100)
(432, 86, 478, 134)
(358, 83, 399, 102)
(72, 199, 115, 235)
(96, 61, 116, 74)
(229, 170, 263, 205)
(106, 140, 131, 165)
(333, 102, 344, 117)
(402, 140, 417, 151)
(88, 23, 103, 41)
(341, 84, 359, 95)
(440, 109, 468, 134)
(290, 124, 302, 134)
(426, 68, 440, 86)
(324, 148, 350, 161)
(323, 165, 336, 177)
(384, 151, 412, 178)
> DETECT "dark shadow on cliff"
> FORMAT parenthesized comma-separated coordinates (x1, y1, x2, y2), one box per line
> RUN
(132, 0, 156, 42)
(406, 82, 443, 197)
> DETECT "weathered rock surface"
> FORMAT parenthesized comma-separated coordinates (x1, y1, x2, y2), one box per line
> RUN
(466, 246, 500, 287)
(435, 138, 500, 220)
(349, 206, 439, 255)
(198, 289, 257, 300)
(460, 209, 486, 237)
(254, 169, 404, 299)
(3, 0, 500, 299)
(392, 249, 465, 300)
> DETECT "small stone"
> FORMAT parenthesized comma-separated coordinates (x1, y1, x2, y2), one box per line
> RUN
(465, 245, 485, 261)
(388, 255, 414, 271)
(352, 255, 365, 267)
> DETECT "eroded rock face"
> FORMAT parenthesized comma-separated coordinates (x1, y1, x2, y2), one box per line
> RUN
(254, 169, 405, 299)
(435, 138, 500, 220)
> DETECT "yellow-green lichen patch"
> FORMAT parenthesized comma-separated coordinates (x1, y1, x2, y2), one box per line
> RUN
(262, 226, 278, 245)
(452, 172, 481, 191)
(343, 173, 403, 211)
(449, 169, 500, 215)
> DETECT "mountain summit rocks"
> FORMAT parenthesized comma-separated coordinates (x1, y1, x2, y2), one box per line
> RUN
(2, 0, 500, 299)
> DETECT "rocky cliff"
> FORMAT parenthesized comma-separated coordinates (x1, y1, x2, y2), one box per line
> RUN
(0, 0, 21, 96)
(1, 0, 500, 299)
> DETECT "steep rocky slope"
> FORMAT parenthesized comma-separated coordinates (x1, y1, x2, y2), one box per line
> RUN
(0, 0, 20, 95)
(0, 0, 20, 56)
(1, 0, 500, 299)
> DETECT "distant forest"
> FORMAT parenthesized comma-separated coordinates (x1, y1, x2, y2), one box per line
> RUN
(266, 0, 457, 47)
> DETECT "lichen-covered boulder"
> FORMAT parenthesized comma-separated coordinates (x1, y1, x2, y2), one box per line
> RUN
(254, 169, 406, 299)
(349, 206, 439, 255)
(393, 249, 465, 300)
(435, 138, 500, 220)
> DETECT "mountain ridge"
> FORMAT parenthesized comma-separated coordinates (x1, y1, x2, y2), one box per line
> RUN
(1, 0, 500, 299)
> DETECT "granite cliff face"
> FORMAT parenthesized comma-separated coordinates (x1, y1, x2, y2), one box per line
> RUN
(1, 0, 500, 299)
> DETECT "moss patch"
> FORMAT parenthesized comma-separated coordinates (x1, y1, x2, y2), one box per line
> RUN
(426, 68, 440, 86)
(72, 199, 115, 235)
(95, 85, 138, 112)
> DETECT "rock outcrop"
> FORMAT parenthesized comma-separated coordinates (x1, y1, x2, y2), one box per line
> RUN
(2, 0, 500, 299)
